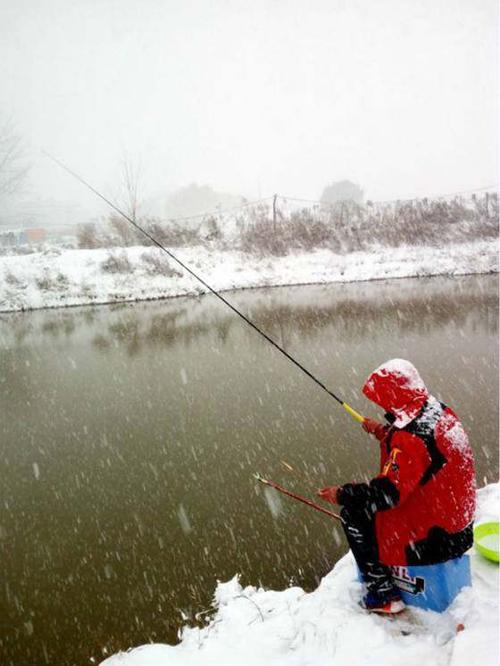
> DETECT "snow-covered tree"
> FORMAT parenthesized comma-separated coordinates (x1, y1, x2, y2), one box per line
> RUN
(165, 183, 244, 220)
(320, 180, 363, 205)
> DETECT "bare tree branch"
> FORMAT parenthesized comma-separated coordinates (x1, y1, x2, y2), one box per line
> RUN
(120, 153, 141, 222)
(0, 116, 30, 197)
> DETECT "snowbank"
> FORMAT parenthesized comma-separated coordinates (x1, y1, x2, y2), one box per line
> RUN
(0, 238, 497, 313)
(101, 484, 499, 666)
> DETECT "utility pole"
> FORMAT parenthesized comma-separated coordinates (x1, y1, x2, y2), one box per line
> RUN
(272, 194, 278, 234)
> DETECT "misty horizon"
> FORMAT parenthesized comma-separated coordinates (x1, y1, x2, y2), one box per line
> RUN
(0, 0, 498, 227)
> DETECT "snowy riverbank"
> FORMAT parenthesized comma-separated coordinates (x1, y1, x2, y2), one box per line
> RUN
(101, 483, 499, 666)
(1, 238, 498, 313)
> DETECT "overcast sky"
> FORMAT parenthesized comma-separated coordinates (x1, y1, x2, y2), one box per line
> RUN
(1, 0, 498, 218)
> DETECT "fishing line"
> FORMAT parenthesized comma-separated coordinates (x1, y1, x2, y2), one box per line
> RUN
(43, 151, 364, 423)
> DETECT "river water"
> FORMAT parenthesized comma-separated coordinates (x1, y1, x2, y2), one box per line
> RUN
(1, 274, 498, 665)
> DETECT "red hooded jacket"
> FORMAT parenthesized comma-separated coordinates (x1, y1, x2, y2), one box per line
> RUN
(338, 359, 476, 566)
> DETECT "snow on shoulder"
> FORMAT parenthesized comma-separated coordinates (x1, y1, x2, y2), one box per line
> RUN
(101, 483, 499, 666)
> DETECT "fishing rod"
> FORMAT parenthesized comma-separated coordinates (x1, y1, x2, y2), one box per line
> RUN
(43, 151, 365, 424)
(253, 473, 341, 521)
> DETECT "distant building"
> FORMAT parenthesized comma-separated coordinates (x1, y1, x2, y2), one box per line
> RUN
(0, 227, 46, 248)
(26, 228, 46, 243)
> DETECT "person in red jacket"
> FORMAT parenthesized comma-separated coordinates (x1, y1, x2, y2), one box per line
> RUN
(318, 359, 476, 614)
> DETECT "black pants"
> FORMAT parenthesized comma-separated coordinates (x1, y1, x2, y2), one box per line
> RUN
(340, 504, 396, 597)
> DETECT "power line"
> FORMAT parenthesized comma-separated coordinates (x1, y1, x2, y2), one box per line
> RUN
(281, 184, 497, 209)
(165, 196, 274, 223)
(372, 184, 498, 205)
(280, 195, 335, 207)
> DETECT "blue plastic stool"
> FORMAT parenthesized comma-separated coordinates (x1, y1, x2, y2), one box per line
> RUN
(389, 555, 471, 612)
(356, 554, 471, 612)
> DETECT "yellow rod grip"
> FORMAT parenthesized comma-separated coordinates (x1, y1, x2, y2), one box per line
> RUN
(342, 402, 365, 423)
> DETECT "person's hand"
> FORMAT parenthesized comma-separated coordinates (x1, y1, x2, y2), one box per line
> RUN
(362, 417, 381, 434)
(317, 485, 341, 504)
(362, 418, 387, 440)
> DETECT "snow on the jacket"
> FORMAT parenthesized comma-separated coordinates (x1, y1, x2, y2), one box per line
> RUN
(100, 483, 499, 666)
(441, 414, 471, 455)
(371, 359, 427, 393)
(418, 395, 442, 425)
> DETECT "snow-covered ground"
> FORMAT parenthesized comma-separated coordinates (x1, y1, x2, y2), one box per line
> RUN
(0, 238, 497, 313)
(101, 483, 499, 666)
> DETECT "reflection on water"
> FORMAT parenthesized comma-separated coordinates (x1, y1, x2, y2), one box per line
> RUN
(5, 276, 497, 353)
(0, 275, 498, 666)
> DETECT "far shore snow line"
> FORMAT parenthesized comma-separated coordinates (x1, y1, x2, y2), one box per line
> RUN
(0, 266, 497, 315)
(1, 239, 497, 314)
